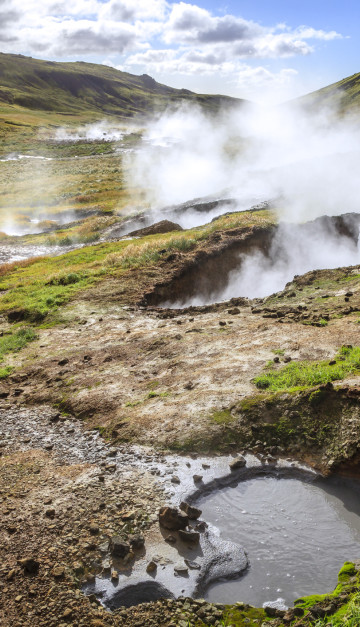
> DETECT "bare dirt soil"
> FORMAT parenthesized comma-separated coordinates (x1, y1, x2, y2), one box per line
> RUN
(1, 224, 360, 626)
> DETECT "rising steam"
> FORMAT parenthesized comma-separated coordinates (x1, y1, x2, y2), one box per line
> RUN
(127, 100, 360, 223)
(126, 99, 360, 305)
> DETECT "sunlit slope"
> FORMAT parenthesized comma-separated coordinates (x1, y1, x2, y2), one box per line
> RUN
(299, 72, 360, 114)
(0, 53, 245, 118)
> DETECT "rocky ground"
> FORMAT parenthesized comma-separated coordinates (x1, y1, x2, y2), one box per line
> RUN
(1, 217, 360, 626)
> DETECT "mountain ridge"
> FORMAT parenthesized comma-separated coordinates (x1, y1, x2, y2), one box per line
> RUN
(0, 52, 245, 118)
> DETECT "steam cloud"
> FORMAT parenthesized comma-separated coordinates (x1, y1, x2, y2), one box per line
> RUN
(127, 99, 360, 304)
(53, 121, 134, 142)
(127, 101, 360, 221)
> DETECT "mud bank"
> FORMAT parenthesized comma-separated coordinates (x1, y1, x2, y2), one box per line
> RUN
(143, 213, 360, 308)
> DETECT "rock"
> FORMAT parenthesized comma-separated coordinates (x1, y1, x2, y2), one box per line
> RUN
(174, 563, 189, 576)
(19, 558, 39, 574)
(178, 530, 200, 544)
(73, 562, 84, 574)
(185, 559, 201, 570)
(111, 570, 119, 580)
(195, 521, 207, 532)
(45, 508, 56, 518)
(228, 307, 240, 315)
(171, 475, 181, 484)
(293, 607, 305, 616)
(6, 569, 16, 580)
(124, 550, 135, 564)
(128, 220, 183, 237)
(129, 533, 145, 550)
(229, 456, 246, 470)
(109, 536, 130, 558)
(159, 506, 188, 530)
(180, 501, 202, 520)
(146, 561, 157, 574)
(165, 535, 177, 544)
(122, 510, 136, 521)
(193, 474, 203, 483)
(310, 605, 326, 618)
(89, 523, 99, 535)
(101, 560, 111, 572)
(58, 358, 69, 366)
(52, 566, 65, 578)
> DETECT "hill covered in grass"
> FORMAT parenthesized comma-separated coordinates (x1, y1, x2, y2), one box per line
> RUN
(299, 72, 360, 114)
(0, 53, 245, 118)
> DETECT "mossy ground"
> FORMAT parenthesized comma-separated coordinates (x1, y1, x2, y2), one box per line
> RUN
(253, 345, 360, 391)
(0, 208, 274, 323)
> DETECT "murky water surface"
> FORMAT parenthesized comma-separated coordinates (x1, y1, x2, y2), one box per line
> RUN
(197, 475, 360, 607)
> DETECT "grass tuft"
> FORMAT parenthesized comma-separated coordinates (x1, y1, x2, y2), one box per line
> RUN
(254, 346, 360, 392)
(0, 327, 37, 361)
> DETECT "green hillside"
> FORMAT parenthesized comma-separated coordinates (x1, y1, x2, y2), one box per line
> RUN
(0, 53, 244, 118)
(299, 72, 360, 114)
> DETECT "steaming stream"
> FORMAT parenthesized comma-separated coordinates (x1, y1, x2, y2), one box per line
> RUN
(156, 214, 360, 308)
(197, 474, 360, 608)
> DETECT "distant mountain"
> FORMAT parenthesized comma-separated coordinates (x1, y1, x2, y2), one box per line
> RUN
(0, 53, 246, 118)
(298, 72, 360, 114)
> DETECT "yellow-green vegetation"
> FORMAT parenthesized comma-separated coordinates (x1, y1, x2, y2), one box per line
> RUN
(210, 409, 234, 424)
(0, 366, 12, 378)
(0, 326, 37, 359)
(0, 208, 275, 322)
(0, 52, 245, 159)
(254, 345, 360, 391)
(0, 52, 243, 121)
(301, 72, 360, 115)
(0, 151, 144, 234)
(295, 562, 360, 626)
(0, 326, 37, 377)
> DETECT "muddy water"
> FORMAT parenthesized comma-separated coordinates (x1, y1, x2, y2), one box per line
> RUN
(197, 475, 360, 607)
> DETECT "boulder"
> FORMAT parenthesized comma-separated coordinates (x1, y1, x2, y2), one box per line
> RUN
(109, 536, 130, 558)
(128, 220, 183, 237)
(180, 501, 202, 520)
(159, 506, 188, 530)
(229, 456, 246, 470)
(146, 561, 157, 574)
(178, 529, 200, 544)
(19, 558, 39, 574)
(129, 533, 145, 550)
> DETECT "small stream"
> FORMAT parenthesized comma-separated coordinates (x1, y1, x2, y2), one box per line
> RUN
(197, 474, 360, 608)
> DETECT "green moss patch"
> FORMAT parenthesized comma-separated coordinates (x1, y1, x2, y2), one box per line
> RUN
(0, 326, 37, 360)
(253, 346, 360, 392)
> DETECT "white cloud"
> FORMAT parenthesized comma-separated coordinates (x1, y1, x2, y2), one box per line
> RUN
(0, 0, 343, 99)
(99, 0, 168, 22)
(165, 2, 261, 45)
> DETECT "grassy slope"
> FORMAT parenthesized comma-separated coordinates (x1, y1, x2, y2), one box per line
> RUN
(299, 72, 360, 114)
(0, 208, 274, 322)
(0, 53, 245, 120)
(0, 52, 247, 156)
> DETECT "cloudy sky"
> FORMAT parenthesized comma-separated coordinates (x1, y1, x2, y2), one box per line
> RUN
(0, 0, 358, 102)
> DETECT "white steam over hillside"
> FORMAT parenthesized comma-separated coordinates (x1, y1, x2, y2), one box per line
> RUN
(127, 101, 360, 305)
(127, 102, 360, 224)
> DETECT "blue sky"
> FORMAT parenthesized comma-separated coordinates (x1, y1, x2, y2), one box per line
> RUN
(0, 0, 358, 102)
